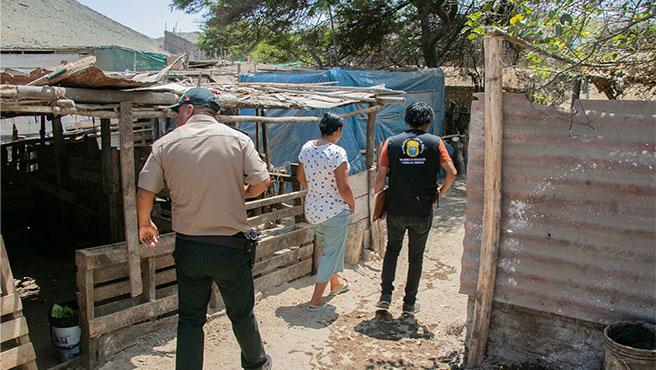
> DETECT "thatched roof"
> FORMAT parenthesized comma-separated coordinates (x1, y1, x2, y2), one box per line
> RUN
(1, 0, 164, 53)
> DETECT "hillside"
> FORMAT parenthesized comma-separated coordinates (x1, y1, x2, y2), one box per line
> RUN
(1, 0, 164, 53)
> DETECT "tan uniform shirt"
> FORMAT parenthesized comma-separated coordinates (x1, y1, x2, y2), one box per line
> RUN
(138, 114, 269, 235)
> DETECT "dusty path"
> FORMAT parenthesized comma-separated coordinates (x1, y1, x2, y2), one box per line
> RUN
(98, 179, 469, 370)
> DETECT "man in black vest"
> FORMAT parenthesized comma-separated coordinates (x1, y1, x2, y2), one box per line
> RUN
(374, 102, 457, 314)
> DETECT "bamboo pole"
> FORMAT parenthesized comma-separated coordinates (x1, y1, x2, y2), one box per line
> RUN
(263, 86, 378, 103)
(235, 81, 404, 95)
(375, 96, 406, 105)
(118, 101, 143, 297)
(237, 81, 338, 88)
(215, 104, 384, 124)
(467, 35, 504, 367)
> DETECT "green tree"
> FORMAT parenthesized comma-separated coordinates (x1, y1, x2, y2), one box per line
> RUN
(466, 0, 656, 100)
(334, 0, 478, 68)
(172, 0, 336, 67)
(172, 0, 480, 69)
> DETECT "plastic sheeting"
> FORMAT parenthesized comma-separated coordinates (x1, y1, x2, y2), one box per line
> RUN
(238, 67, 449, 175)
(92, 46, 167, 72)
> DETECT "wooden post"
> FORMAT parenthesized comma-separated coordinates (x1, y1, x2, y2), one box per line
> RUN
(365, 104, 376, 169)
(365, 104, 377, 250)
(467, 35, 504, 367)
(76, 255, 96, 370)
(119, 102, 143, 297)
(101, 118, 123, 242)
(371, 140, 384, 255)
(51, 117, 66, 186)
(11, 125, 19, 170)
(17, 142, 26, 172)
(51, 116, 75, 246)
(290, 163, 303, 224)
(141, 258, 156, 302)
(38, 116, 46, 177)
(1, 146, 7, 167)
(261, 110, 271, 171)
(255, 117, 261, 153)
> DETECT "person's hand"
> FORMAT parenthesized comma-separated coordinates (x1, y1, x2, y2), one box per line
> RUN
(139, 220, 159, 247)
(349, 203, 355, 215)
(434, 187, 442, 204)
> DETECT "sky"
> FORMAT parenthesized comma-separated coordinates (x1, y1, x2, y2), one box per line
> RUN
(77, 0, 204, 39)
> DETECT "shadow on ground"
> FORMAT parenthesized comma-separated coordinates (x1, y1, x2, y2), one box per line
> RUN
(354, 309, 434, 341)
(275, 303, 339, 329)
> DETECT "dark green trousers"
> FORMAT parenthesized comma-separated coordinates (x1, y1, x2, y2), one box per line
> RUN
(173, 237, 268, 370)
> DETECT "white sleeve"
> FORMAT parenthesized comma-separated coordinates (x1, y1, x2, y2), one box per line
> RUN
(331, 146, 348, 171)
(298, 144, 306, 164)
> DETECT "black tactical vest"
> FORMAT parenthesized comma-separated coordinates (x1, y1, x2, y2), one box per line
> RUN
(386, 129, 441, 218)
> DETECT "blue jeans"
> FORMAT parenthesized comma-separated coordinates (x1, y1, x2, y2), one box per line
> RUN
(173, 238, 268, 370)
(380, 209, 433, 306)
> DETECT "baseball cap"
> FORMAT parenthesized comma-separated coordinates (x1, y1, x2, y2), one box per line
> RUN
(166, 87, 221, 112)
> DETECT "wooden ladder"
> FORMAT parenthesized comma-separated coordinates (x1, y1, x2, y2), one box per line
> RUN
(1, 236, 37, 370)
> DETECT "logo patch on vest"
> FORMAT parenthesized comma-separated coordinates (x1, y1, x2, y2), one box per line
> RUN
(400, 137, 426, 164)
(406, 140, 420, 157)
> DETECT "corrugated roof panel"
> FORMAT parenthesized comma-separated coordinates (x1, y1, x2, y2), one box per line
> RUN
(460, 93, 656, 325)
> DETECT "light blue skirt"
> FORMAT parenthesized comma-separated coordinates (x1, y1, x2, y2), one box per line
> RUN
(312, 210, 350, 283)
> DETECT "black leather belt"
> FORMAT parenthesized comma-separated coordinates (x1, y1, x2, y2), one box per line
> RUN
(176, 232, 248, 250)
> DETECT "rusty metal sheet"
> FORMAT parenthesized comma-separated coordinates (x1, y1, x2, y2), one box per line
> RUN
(1, 54, 185, 89)
(460, 93, 656, 325)
(1, 66, 156, 89)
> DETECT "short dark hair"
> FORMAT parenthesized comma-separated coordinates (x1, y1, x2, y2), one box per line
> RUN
(319, 112, 344, 136)
(404, 102, 434, 128)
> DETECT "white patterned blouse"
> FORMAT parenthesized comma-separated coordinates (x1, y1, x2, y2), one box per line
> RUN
(298, 140, 351, 224)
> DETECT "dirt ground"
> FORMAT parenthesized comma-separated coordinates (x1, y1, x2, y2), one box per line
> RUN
(91, 179, 471, 370)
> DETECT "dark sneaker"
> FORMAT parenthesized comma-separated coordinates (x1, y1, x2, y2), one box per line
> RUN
(376, 295, 391, 310)
(402, 303, 421, 314)
(260, 354, 272, 370)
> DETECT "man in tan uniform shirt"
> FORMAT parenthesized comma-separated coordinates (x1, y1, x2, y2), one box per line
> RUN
(137, 88, 271, 370)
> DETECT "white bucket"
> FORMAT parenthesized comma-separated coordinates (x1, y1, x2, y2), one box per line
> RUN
(51, 325, 81, 362)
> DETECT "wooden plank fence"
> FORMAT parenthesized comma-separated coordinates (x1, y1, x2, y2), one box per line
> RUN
(1, 236, 37, 370)
(75, 190, 311, 369)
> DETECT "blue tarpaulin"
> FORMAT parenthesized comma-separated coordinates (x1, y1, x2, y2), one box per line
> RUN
(238, 67, 448, 175)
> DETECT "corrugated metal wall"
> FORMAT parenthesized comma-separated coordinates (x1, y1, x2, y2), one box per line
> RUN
(460, 93, 656, 325)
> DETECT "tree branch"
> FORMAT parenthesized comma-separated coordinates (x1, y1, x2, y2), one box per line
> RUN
(489, 27, 620, 68)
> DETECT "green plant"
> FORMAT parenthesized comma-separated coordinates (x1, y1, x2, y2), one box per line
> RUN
(51, 304, 76, 318)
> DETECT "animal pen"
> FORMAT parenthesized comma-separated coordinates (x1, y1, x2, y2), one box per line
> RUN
(0, 76, 405, 369)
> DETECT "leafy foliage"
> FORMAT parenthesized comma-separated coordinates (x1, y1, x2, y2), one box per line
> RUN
(171, 0, 478, 69)
(51, 304, 76, 318)
(172, 0, 336, 66)
(466, 0, 656, 100)
(172, 0, 655, 101)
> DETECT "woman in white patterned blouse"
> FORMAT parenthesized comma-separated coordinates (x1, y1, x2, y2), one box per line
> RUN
(297, 113, 356, 311)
